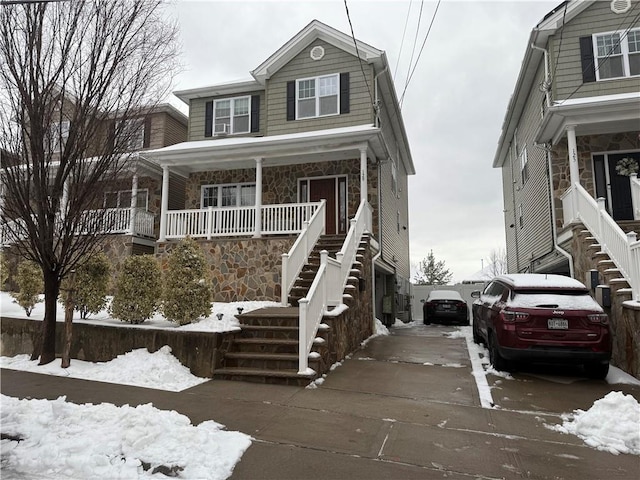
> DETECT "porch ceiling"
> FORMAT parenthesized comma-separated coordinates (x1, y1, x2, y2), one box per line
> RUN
(145, 124, 386, 174)
(536, 92, 640, 145)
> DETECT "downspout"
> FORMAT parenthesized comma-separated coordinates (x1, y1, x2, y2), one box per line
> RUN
(544, 145, 574, 277)
(530, 43, 551, 108)
(373, 67, 388, 128)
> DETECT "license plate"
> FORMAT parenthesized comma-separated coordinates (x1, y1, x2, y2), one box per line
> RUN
(548, 319, 568, 330)
(440, 304, 451, 310)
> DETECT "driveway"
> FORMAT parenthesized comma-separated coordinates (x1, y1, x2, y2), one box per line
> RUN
(2, 322, 639, 479)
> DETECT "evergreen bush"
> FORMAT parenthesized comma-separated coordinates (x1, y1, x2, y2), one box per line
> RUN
(60, 252, 111, 319)
(162, 237, 211, 325)
(111, 254, 161, 324)
(12, 260, 43, 316)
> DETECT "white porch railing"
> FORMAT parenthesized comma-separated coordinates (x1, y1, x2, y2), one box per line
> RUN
(298, 200, 373, 374)
(164, 202, 322, 240)
(280, 200, 326, 305)
(1, 208, 154, 246)
(631, 174, 640, 220)
(564, 183, 639, 301)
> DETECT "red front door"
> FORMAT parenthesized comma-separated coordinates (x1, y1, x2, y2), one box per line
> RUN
(309, 178, 337, 234)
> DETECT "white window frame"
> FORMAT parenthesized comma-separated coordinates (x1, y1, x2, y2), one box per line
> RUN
(520, 146, 529, 184)
(593, 28, 640, 81)
(296, 73, 340, 119)
(117, 118, 145, 151)
(201, 182, 256, 208)
(213, 96, 251, 135)
(104, 189, 149, 210)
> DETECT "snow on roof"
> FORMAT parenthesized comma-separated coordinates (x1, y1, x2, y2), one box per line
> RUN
(495, 274, 587, 290)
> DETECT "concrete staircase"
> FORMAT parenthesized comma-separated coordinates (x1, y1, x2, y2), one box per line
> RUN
(214, 234, 366, 386)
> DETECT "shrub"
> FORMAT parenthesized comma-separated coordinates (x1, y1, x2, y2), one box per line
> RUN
(0, 252, 8, 291)
(162, 237, 211, 325)
(111, 255, 161, 324)
(12, 260, 43, 316)
(60, 252, 111, 319)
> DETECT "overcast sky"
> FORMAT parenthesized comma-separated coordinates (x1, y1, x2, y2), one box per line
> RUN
(164, 0, 559, 283)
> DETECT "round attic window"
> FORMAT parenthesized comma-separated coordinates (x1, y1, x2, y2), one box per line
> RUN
(310, 46, 325, 61)
(610, 0, 631, 14)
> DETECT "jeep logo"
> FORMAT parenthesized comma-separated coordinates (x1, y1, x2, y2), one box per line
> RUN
(552, 311, 565, 315)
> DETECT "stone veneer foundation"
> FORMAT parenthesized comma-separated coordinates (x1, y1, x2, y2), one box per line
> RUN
(156, 236, 296, 303)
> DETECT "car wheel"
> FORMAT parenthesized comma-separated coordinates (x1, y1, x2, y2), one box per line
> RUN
(489, 332, 511, 372)
(472, 318, 483, 345)
(584, 362, 609, 380)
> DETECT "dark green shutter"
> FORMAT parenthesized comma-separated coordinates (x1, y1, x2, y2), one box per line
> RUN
(340, 72, 350, 114)
(204, 101, 213, 137)
(579, 36, 596, 83)
(286, 81, 295, 121)
(143, 117, 151, 148)
(251, 95, 260, 132)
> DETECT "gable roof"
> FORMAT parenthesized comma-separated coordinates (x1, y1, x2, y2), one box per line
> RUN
(251, 19, 384, 83)
(493, 0, 596, 168)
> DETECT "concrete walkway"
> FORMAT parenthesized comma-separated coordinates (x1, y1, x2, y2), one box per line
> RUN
(2, 323, 639, 479)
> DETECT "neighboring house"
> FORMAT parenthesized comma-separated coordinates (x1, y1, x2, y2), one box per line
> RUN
(493, 0, 640, 376)
(146, 20, 415, 326)
(1, 104, 188, 275)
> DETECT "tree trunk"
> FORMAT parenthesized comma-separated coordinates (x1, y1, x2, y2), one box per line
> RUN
(38, 271, 60, 365)
(61, 271, 75, 368)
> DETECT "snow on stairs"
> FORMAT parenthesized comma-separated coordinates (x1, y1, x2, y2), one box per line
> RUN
(213, 307, 326, 386)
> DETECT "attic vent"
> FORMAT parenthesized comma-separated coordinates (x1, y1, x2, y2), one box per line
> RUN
(611, 0, 631, 13)
(310, 46, 325, 61)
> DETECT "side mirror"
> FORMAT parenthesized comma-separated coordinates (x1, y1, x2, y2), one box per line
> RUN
(471, 291, 481, 299)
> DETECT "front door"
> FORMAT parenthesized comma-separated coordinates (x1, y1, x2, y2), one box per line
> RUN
(593, 152, 640, 221)
(302, 176, 348, 235)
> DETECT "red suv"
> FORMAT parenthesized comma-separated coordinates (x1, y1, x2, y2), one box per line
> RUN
(471, 274, 611, 378)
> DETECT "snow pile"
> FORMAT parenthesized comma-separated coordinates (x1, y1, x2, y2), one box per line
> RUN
(0, 346, 208, 392)
(0, 395, 252, 479)
(548, 391, 640, 455)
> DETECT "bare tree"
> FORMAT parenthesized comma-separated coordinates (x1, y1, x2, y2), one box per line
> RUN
(486, 247, 508, 278)
(0, 0, 179, 365)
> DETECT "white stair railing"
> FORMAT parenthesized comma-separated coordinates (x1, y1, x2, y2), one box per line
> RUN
(280, 200, 326, 305)
(297, 200, 372, 374)
(572, 183, 639, 301)
(630, 174, 640, 221)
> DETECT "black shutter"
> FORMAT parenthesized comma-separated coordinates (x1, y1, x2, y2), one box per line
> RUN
(143, 117, 151, 148)
(204, 100, 213, 137)
(579, 36, 596, 83)
(286, 81, 296, 121)
(340, 72, 350, 114)
(251, 95, 260, 133)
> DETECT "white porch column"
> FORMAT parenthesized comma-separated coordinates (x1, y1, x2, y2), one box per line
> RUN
(359, 145, 368, 204)
(254, 157, 263, 238)
(566, 125, 580, 220)
(61, 179, 70, 221)
(159, 166, 169, 242)
(128, 173, 138, 235)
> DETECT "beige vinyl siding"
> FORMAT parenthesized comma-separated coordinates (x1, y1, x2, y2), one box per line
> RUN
(511, 63, 554, 271)
(501, 151, 519, 272)
(163, 113, 187, 146)
(188, 91, 265, 142)
(549, 0, 640, 102)
(147, 113, 165, 150)
(266, 39, 374, 136)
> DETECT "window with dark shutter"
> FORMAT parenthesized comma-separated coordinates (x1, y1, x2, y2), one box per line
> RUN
(286, 81, 296, 121)
(205, 100, 213, 137)
(143, 117, 151, 148)
(251, 95, 260, 132)
(579, 36, 596, 83)
(340, 72, 350, 114)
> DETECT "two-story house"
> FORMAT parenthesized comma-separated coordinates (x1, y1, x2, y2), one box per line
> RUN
(494, 0, 640, 376)
(146, 20, 415, 381)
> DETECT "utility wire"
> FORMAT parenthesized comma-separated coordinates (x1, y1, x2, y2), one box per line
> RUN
(402, 0, 424, 98)
(399, 0, 441, 108)
(393, 0, 413, 82)
(550, 2, 568, 83)
(343, 0, 374, 106)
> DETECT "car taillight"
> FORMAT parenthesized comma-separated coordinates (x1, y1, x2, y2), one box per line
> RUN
(501, 310, 529, 323)
(457, 301, 467, 311)
(588, 313, 609, 325)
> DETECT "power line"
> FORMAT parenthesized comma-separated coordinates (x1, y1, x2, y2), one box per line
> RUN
(393, 0, 413, 82)
(402, 0, 424, 99)
(343, 0, 374, 106)
(550, 2, 568, 83)
(399, 0, 441, 108)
